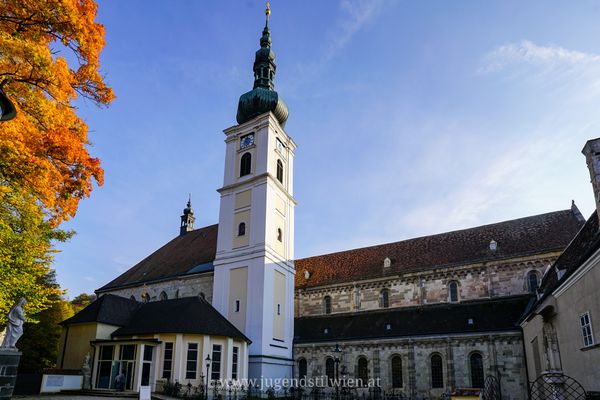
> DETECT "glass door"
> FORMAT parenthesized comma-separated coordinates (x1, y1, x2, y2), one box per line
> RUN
(141, 345, 154, 386)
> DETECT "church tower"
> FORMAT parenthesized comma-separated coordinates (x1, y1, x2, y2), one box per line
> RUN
(180, 196, 195, 236)
(212, 3, 296, 382)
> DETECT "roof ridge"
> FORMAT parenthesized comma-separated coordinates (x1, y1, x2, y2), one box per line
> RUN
(296, 209, 572, 262)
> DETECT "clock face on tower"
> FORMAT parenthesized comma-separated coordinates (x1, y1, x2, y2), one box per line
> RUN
(240, 133, 254, 149)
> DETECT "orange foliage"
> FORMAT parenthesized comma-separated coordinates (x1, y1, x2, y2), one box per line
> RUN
(0, 0, 115, 224)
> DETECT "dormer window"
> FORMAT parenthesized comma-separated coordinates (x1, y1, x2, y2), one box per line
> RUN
(238, 222, 246, 236)
(383, 257, 391, 268)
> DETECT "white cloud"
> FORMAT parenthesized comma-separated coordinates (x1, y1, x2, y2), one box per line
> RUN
(479, 40, 600, 74)
(287, 0, 384, 91)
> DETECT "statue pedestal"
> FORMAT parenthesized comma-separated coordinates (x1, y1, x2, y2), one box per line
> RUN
(0, 349, 21, 400)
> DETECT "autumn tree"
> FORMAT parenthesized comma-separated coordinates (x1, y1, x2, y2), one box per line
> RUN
(0, 0, 114, 321)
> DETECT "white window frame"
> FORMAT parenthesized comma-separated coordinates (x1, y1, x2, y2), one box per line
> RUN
(185, 342, 199, 380)
(580, 311, 595, 347)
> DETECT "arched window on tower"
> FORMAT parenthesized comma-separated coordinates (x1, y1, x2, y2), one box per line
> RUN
(470, 352, 484, 388)
(130, 295, 136, 301)
(298, 358, 308, 381)
(240, 153, 252, 177)
(380, 288, 390, 308)
(277, 228, 283, 242)
(448, 281, 459, 303)
(159, 291, 168, 301)
(430, 354, 444, 389)
(276, 159, 284, 183)
(391, 355, 403, 388)
(323, 296, 332, 315)
(325, 357, 335, 386)
(357, 357, 369, 386)
(527, 271, 539, 293)
(238, 222, 246, 236)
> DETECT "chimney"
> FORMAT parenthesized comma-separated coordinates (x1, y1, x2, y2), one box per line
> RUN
(582, 138, 600, 218)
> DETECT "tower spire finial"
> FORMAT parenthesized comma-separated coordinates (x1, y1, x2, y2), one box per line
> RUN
(265, 1, 271, 27)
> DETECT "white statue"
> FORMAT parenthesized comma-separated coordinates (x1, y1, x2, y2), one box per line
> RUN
(82, 352, 92, 389)
(1, 298, 26, 350)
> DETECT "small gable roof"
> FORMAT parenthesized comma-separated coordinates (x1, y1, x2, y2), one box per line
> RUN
(294, 295, 532, 343)
(295, 209, 584, 289)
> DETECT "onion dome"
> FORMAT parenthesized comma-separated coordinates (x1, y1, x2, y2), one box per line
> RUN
(236, 3, 289, 127)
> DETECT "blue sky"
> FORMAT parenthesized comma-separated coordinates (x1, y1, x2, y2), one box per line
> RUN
(55, 0, 600, 297)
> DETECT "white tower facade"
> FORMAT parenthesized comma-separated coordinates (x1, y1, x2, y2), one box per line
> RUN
(213, 111, 296, 382)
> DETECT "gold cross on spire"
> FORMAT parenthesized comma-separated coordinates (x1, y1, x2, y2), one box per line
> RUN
(265, 1, 271, 26)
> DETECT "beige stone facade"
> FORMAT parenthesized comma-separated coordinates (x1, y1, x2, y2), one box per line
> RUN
(295, 332, 525, 400)
(99, 273, 214, 303)
(295, 255, 555, 318)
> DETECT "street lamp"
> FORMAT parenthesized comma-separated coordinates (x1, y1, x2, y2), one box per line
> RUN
(333, 344, 342, 400)
(0, 89, 16, 122)
(205, 354, 211, 400)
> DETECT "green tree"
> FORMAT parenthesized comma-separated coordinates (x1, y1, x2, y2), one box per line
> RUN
(16, 271, 74, 373)
(0, 189, 72, 325)
(71, 293, 96, 313)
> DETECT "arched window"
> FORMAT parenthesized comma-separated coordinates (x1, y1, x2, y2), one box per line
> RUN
(159, 291, 168, 301)
(527, 271, 539, 293)
(430, 354, 444, 389)
(298, 358, 308, 381)
(277, 228, 282, 242)
(357, 357, 368, 385)
(325, 357, 335, 386)
(276, 159, 284, 183)
(448, 281, 459, 303)
(391, 355, 402, 388)
(130, 295, 136, 301)
(141, 293, 150, 303)
(380, 288, 390, 308)
(323, 296, 332, 314)
(470, 353, 484, 388)
(240, 153, 251, 177)
(238, 222, 246, 236)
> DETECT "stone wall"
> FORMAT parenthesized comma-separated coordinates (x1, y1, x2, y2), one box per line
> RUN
(98, 273, 214, 303)
(294, 332, 527, 400)
(295, 254, 556, 317)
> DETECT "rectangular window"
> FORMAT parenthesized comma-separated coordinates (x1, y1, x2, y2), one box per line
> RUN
(96, 345, 114, 389)
(211, 344, 222, 381)
(277, 304, 281, 315)
(235, 300, 240, 312)
(232, 346, 239, 380)
(162, 342, 174, 379)
(580, 312, 595, 347)
(186, 343, 198, 379)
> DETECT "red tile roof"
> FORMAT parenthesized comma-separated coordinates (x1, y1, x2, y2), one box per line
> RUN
(96, 209, 583, 292)
(295, 210, 584, 289)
